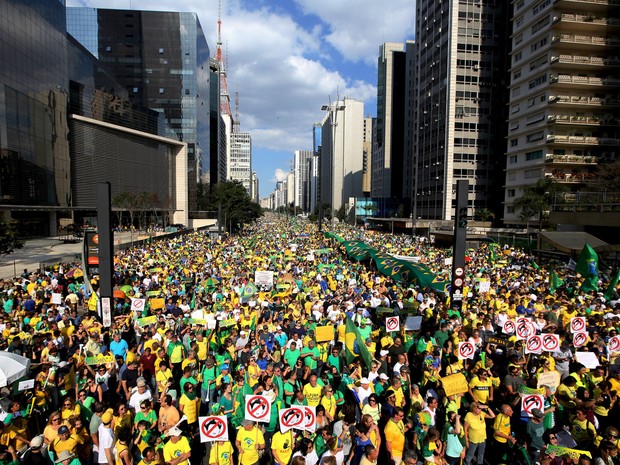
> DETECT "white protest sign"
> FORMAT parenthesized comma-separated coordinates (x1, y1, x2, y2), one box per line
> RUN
(130, 298, 145, 312)
(51, 293, 62, 305)
(17, 379, 35, 391)
(575, 351, 599, 369)
(198, 416, 229, 443)
(478, 281, 491, 293)
(245, 395, 271, 423)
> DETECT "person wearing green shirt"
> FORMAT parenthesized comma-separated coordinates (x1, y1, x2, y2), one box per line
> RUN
(284, 342, 301, 369)
(433, 323, 449, 348)
(358, 319, 372, 340)
(200, 359, 217, 404)
(301, 341, 320, 371)
(327, 347, 342, 371)
(283, 371, 300, 406)
(179, 367, 198, 395)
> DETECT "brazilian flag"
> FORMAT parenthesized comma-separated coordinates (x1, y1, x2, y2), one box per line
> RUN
(604, 268, 620, 300)
(576, 243, 599, 292)
(368, 250, 412, 283)
(344, 317, 373, 368)
(549, 269, 564, 294)
(240, 282, 258, 300)
(324, 232, 345, 243)
(342, 241, 372, 261)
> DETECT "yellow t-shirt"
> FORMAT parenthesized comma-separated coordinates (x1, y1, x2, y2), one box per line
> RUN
(465, 412, 487, 444)
(178, 394, 199, 425)
(196, 340, 208, 361)
(208, 441, 233, 465)
(236, 427, 264, 465)
(163, 436, 191, 465)
(469, 377, 492, 404)
(271, 430, 294, 465)
(493, 413, 511, 443)
(384, 419, 405, 456)
(156, 369, 173, 391)
(302, 383, 323, 407)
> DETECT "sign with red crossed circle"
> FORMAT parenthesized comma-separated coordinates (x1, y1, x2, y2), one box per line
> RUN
(573, 332, 588, 348)
(279, 407, 304, 433)
(130, 298, 145, 311)
(521, 394, 544, 417)
(457, 342, 475, 360)
(541, 334, 560, 352)
(198, 416, 228, 443)
(516, 318, 533, 340)
(303, 406, 317, 433)
(570, 317, 586, 334)
(245, 395, 271, 423)
(386, 316, 400, 332)
(502, 320, 515, 335)
(609, 336, 620, 352)
(525, 335, 542, 354)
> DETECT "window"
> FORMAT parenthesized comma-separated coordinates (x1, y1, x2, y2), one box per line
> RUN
(159, 48, 164, 54)
(515, 33, 523, 45)
(507, 205, 515, 214)
(513, 86, 521, 97)
(533, 0, 551, 15)
(132, 87, 138, 93)
(509, 155, 518, 164)
(508, 189, 516, 197)
(526, 112, 545, 125)
(531, 15, 550, 34)
(508, 172, 517, 181)
(510, 138, 518, 146)
(525, 169, 540, 179)
(514, 51, 522, 63)
(159, 88, 165, 94)
(513, 68, 522, 80)
(526, 149, 543, 160)
(528, 74, 547, 89)
(526, 131, 544, 142)
(105, 46, 112, 52)
(516, 0, 524, 10)
(530, 55, 548, 71)
(511, 104, 520, 114)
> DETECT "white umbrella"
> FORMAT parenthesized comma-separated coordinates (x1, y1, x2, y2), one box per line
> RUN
(0, 351, 31, 387)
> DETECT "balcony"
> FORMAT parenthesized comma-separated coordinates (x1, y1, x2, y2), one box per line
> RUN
(547, 114, 620, 126)
(550, 54, 620, 69)
(545, 154, 598, 164)
(551, 34, 620, 48)
(548, 95, 620, 106)
(550, 190, 620, 227)
(553, 13, 620, 30)
(545, 170, 599, 182)
(547, 134, 620, 145)
(549, 74, 620, 87)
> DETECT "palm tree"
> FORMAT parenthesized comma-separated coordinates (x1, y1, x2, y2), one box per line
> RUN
(513, 177, 563, 232)
(474, 208, 496, 223)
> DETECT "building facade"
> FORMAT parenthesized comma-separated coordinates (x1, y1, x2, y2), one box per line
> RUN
(228, 131, 252, 193)
(66, 8, 210, 212)
(293, 150, 313, 212)
(362, 117, 374, 196)
(503, 0, 620, 224)
(319, 98, 365, 214)
(412, 0, 510, 220)
(372, 43, 407, 199)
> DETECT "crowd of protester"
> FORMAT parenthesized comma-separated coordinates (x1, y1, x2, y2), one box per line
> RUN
(0, 216, 618, 465)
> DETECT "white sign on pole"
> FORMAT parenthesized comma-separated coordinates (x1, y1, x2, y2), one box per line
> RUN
(51, 293, 62, 305)
(255, 271, 274, 290)
(17, 379, 35, 391)
(245, 395, 272, 423)
(198, 416, 229, 443)
(130, 298, 145, 312)
(101, 297, 112, 327)
(478, 281, 491, 293)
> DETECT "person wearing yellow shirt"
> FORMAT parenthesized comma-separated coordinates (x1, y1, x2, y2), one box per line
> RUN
(384, 407, 411, 465)
(271, 429, 294, 465)
(209, 440, 234, 465)
(303, 375, 323, 407)
(468, 370, 493, 405)
(570, 409, 597, 449)
(162, 426, 191, 465)
(493, 404, 517, 463)
(236, 420, 265, 465)
(391, 378, 406, 408)
(156, 362, 173, 394)
(464, 403, 495, 465)
(178, 383, 200, 427)
(195, 332, 208, 362)
(137, 446, 161, 465)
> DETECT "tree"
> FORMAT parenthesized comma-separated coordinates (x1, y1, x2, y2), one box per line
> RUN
(335, 204, 347, 222)
(210, 181, 263, 233)
(513, 177, 563, 231)
(595, 159, 620, 192)
(474, 208, 496, 223)
(0, 218, 25, 258)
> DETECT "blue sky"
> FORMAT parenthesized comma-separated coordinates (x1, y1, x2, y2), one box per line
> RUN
(67, 0, 416, 198)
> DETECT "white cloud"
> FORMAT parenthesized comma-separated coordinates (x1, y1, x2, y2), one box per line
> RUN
(272, 168, 289, 183)
(294, 0, 416, 65)
(65, 0, 410, 196)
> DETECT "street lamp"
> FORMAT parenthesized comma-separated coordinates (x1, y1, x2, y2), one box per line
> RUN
(321, 101, 345, 229)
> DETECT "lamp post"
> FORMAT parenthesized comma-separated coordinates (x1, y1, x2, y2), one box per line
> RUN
(321, 101, 345, 229)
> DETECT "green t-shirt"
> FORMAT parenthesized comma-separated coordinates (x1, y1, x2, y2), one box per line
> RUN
(284, 348, 301, 368)
(134, 409, 157, 428)
(301, 347, 320, 370)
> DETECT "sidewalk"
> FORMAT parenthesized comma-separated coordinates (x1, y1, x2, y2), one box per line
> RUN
(0, 231, 164, 280)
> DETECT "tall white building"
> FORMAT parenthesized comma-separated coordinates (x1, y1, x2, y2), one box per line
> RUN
(229, 131, 252, 193)
(251, 172, 259, 203)
(294, 150, 313, 212)
(362, 117, 374, 195)
(320, 98, 365, 214)
(503, 0, 620, 224)
(412, 0, 510, 220)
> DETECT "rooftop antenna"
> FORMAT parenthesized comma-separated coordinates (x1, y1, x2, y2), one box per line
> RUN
(234, 91, 240, 132)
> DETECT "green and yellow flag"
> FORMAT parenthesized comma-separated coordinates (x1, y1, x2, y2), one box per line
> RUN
(576, 243, 599, 292)
(344, 317, 373, 368)
(549, 269, 564, 294)
(342, 241, 372, 261)
(604, 268, 620, 301)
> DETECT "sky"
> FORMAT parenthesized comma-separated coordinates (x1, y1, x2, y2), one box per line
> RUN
(67, 0, 415, 198)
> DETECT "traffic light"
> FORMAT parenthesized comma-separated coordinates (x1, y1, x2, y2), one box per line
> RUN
(458, 207, 468, 229)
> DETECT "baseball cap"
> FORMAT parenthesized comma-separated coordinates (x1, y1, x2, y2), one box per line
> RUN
(531, 408, 544, 419)
(30, 435, 44, 449)
(360, 377, 369, 385)
(380, 350, 390, 357)
(137, 379, 146, 387)
(379, 373, 389, 380)
(101, 409, 114, 424)
(221, 364, 230, 371)
(167, 426, 183, 437)
(58, 425, 70, 435)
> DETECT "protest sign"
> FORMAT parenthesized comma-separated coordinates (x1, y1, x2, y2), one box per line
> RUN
(440, 373, 468, 396)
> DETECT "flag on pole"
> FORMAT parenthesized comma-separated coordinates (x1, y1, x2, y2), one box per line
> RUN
(344, 317, 373, 368)
(549, 269, 564, 294)
(576, 244, 599, 292)
(604, 269, 620, 301)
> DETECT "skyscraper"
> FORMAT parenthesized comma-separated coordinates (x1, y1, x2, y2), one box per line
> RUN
(412, 0, 510, 220)
(293, 150, 313, 212)
(66, 8, 210, 211)
(372, 43, 406, 199)
(320, 98, 365, 215)
(503, 0, 620, 224)
(229, 131, 252, 193)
